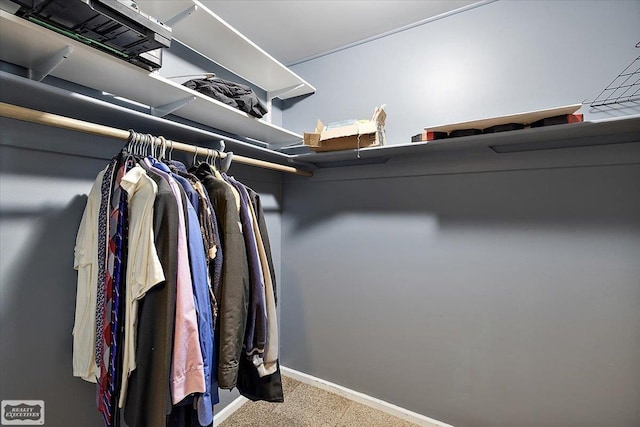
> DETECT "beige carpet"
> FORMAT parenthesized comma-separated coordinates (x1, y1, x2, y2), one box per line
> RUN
(219, 376, 419, 426)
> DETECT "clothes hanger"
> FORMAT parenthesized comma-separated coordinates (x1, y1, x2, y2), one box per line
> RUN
(167, 139, 174, 161)
(158, 136, 167, 161)
(140, 133, 147, 157)
(125, 129, 135, 155)
(145, 134, 154, 158)
(123, 130, 138, 166)
(131, 130, 140, 157)
(140, 133, 148, 157)
(213, 149, 220, 171)
(136, 132, 144, 157)
(137, 133, 144, 157)
(211, 149, 221, 174)
(140, 133, 146, 157)
(149, 134, 156, 159)
(192, 146, 200, 167)
(149, 134, 155, 158)
(153, 135, 163, 160)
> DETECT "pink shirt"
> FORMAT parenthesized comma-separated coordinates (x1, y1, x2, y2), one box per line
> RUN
(145, 158, 205, 403)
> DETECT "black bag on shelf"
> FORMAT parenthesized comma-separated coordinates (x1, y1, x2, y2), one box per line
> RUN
(184, 77, 268, 118)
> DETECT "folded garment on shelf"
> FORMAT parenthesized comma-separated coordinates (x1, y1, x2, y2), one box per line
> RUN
(184, 77, 268, 118)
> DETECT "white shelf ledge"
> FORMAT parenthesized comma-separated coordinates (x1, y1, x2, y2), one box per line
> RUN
(288, 115, 640, 165)
(137, 0, 316, 99)
(0, 69, 312, 165)
(0, 10, 303, 148)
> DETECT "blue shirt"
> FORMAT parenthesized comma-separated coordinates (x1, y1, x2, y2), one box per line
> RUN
(167, 162, 200, 213)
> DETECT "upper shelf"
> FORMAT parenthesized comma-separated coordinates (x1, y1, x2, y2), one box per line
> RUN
(0, 11, 303, 148)
(287, 115, 640, 165)
(137, 0, 316, 99)
(0, 69, 316, 173)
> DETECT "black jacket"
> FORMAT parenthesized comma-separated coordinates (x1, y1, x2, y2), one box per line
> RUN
(184, 77, 268, 118)
(246, 187, 277, 306)
(237, 185, 283, 403)
(124, 167, 179, 427)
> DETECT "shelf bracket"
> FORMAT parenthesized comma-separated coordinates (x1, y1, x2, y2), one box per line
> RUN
(267, 84, 305, 101)
(150, 96, 196, 117)
(29, 45, 73, 82)
(165, 4, 198, 27)
(265, 84, 305, 123)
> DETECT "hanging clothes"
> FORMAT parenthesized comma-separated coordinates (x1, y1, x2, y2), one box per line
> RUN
(242, 181, 278, 377)
(228, 177, 283, 403)
(159, 160, 218, 426)
(246, 187, 278, 306)
(124, 164, 179, 427)
(170, 162, 222, 324)
(145, 158, 207, 405)
(193, 163, 250, 391)
(74, 144, 283, 427)
(117, 165, 165, 409)
(224, 174, 268, 366)
(73, 167, 107, 383)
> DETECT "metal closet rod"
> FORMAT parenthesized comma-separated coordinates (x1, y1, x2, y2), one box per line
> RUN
(0, 102, 313, 177)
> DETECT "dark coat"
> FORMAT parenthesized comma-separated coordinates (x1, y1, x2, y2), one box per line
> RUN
(184, 77, 268, 118)
(237, 184, 283, 403)
(194, 164, 250, 390)
(246, 187, 277, 306)
(124, 168, 178, 427)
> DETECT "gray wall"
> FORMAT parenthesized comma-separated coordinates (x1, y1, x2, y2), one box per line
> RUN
(281, 146, 640, 427)
(279, 1, 640, 426)
(283, 0, 640, 145)
(0, 119, 283, 424)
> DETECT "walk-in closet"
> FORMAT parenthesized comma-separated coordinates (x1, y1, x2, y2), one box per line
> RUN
(1, 1, 638, 426)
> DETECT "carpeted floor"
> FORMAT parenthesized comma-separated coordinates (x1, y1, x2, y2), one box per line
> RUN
(219, 376, 420, 426)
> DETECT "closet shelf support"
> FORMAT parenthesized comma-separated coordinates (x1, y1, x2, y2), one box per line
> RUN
(0, 102, 313, 177)
(29, 45, 73, 82)
(265, 84, 304, 123)
(150, 96, 196, 117)
(267, 84, 305, 101)
(165, 4, 198, 27)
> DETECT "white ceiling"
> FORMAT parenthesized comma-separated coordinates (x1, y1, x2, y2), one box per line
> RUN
(201, 1, 479, 65)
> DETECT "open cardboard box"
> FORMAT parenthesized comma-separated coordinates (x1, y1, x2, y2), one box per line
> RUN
(303, 106, 387, 152)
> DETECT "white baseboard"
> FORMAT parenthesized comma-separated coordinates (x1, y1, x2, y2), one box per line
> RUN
(212, 367, 454, 427)
(213, 395, 248, 426)
(281, 366, 454, 427)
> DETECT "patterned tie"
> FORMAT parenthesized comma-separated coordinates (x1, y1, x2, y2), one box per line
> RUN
(96, 160, 128, 426)
(109, 163, 130, 424)
(95, 159, 117, 425)
(95, 159, 117, 367)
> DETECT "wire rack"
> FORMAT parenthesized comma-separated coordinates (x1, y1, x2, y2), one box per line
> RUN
(590, 42, 640, 107)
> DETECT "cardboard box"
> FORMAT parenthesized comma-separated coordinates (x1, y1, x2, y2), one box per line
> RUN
(304, 106, 387, 152)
